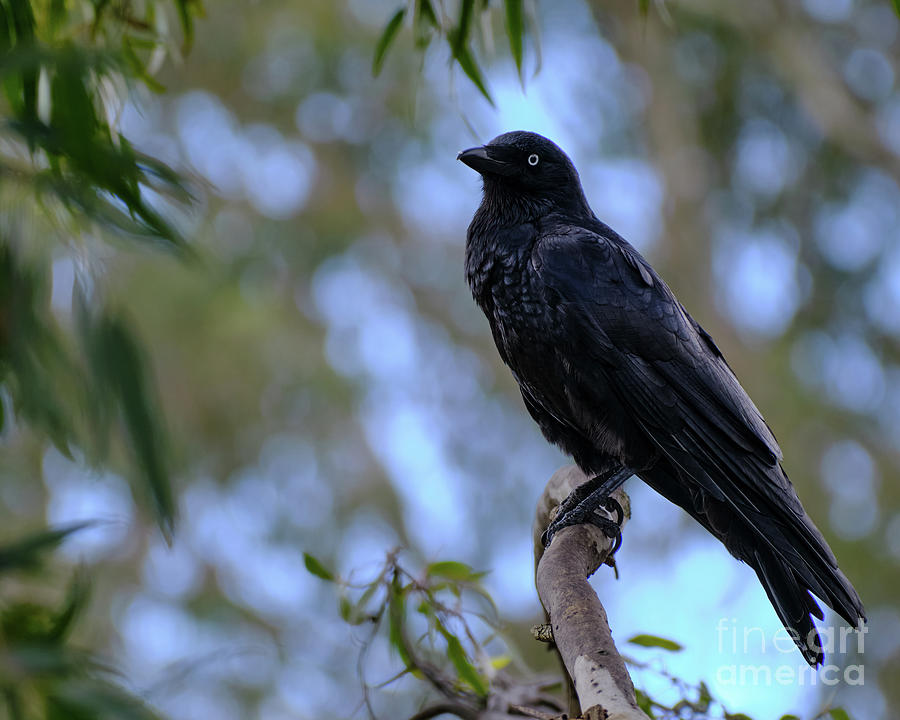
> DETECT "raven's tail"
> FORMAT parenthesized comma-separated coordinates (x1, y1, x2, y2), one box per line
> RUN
(639, 462, 866, 666)
(751, 543, 863, 666)
(746, 502, 866, 666)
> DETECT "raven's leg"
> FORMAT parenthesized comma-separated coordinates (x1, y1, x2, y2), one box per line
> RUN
(541, 465, 633, 548)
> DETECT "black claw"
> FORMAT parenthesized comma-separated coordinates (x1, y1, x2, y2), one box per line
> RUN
(602, 497, 624, 526)
(584, 514, 622, 555)
(542, 472, 630, 550)
(609, 526, 623, 556)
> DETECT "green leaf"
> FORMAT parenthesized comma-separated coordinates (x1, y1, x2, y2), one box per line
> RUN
(6, 644, 94, 676)
(388, 571, 412, 667)
(7, 0, 37, 132)
(0, 11, 9, 73)
(448, 634, 488, 696)
(96, 315, 175, 539)
(490, 654, 511, 669)
(48, 0, 67, 36)
(2, 44, 190, 250)
(452, 0, 475, 58)
(48, 678, 163, 720)
(892, 0, 900, 20)
(339, 594, 354, 621)
(122, 36, 166, 93)
(426, 560, 479, 581)
(627, 634, 683, 652)
(724, 714, 754, 720)
(451, 42, 493, 105)
(353, 581, 381, 617)
(638, 0, 651, 18)
(780, 715, 801, 720)
(175, 0, 203, 53)
(32, 167, 185, 250)
(634, 688, 655, 718)
(0, 243, 77, 455)
(697, 681, 712, 712)
(372, 8, 405, 76)
(437, 623, 488, 697)
(49, 49, 99, 151)
(827, 710, 852, 720)
(504, 0, 524, 78)
(0, 523, 96, 573)
(303, 552, 335, 581)
(49, 570, 91, 643)
(414, 0, 439, 48)
(339, 584, 379, 625)
(417, 0, 438, 26)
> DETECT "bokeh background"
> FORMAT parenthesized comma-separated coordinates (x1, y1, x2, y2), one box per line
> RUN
(2, 0, 899, 718)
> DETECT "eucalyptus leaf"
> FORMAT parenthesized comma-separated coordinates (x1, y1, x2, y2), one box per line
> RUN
(436, 621, 488, 697)
(504, 0, 524, 78)
(450, 41, 493, 105)
(628, 634, 683, 651)
(0, 523, 96, 573)
(426, 560, 478, 581)
(96, 315, 175, 538)
(453, 0, 476, 57)
(373, 8, 405, 76)
(303, 552, 335, 581)
(388, 571, 412, 668)
(826, 710, 852, 720)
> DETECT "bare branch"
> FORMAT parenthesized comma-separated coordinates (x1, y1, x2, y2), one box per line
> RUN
(533, 466, 646, 720)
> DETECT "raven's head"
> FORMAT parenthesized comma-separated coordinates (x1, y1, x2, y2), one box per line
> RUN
(457, 131, 590, 218)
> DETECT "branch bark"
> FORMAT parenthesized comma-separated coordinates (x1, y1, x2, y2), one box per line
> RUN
(533, 465, 645, 720)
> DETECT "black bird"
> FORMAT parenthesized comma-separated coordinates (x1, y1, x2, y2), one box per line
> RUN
(458, 130, 865, 666)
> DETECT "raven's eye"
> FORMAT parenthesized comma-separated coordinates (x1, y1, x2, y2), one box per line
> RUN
(527, 153, 540, 167)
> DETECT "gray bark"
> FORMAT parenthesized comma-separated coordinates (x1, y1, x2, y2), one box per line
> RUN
(533, 465, 646, 720)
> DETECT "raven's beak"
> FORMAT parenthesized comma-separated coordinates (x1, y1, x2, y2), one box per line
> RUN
(457, 145, 509, 175)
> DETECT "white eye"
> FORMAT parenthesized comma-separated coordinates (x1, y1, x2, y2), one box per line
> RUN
(527, 153, 540, 166)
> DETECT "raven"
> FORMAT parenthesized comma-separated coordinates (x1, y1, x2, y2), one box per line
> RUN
(458, 130, 865, 666)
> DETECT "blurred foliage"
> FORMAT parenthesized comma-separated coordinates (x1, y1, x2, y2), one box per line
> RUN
(0, 1, 203, 717)
(372, 0, 543, 104)
(0, 242, 174, 536)
(374, 0, 900, 104)
(0, 0, 198, 526)
(0, 524, 162, 720)
(0, 0, 200, 246)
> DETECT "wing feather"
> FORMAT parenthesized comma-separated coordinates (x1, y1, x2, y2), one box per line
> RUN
(531, 227, 864, 631)
(533, 229, 812, 539)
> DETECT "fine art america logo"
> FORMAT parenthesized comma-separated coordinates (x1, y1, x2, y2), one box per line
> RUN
(715, 618, 867, 686)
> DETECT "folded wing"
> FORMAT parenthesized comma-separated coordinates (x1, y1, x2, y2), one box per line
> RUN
(533, 226, 865, 663)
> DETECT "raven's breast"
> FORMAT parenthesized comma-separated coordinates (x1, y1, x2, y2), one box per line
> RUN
(487, 261, 637, 467)
(465, 225, 653, 470)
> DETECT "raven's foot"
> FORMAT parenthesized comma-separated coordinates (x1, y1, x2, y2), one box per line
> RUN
(541, 492, 625, 551)
(554, 466, 631, 519)
(540, 465, 632, 549)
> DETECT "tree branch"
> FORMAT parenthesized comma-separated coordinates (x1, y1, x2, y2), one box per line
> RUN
(533, 465, 645, 720)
